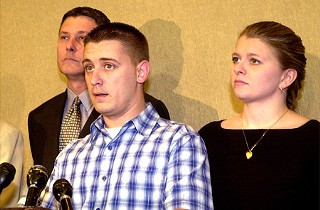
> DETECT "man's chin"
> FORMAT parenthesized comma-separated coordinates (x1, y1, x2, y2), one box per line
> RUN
(94, 105, 110, 115)
(59, 69, 85, 77)
(59, 63, 83, 74)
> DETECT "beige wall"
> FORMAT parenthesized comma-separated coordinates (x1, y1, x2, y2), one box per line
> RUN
(1, 0, 319, 175)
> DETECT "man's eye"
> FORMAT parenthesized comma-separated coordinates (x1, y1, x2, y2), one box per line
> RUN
(60, 35, 68, 40)
(104, 64, 114, 70)
(84, 65, 94, 72)
(78, 36, 86, 41)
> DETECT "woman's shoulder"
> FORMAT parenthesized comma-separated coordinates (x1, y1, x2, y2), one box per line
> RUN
(297, 119, 320, 131)
(220, 115, 241, 129)
(283, 111, 319, 129)
(199, 115, 241, 132)
(198, 120, 224, 133)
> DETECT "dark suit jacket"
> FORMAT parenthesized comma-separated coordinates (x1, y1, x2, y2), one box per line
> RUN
(28, 90, 170, 174)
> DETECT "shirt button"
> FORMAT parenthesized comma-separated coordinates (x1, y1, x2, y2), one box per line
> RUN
(107, 145, 113, 150)
(102, 176, 107, 181)
(96, 208, 100, 210)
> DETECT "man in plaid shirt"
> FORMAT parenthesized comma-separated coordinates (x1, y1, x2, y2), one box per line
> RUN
(39, 22, 213, 210)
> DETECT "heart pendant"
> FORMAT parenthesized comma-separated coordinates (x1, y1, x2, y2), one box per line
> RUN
(246, 151, 253, 159)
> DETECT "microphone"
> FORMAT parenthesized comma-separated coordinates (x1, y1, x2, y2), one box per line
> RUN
(25, 165, 49, 206)
(53, 178, 74, 210)
(0, 162, 16, 194)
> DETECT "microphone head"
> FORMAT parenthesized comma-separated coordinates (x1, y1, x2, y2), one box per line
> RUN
(0, 162, 16, 190)
(26, 165, 48, 191)
(53, 178, 73, 202)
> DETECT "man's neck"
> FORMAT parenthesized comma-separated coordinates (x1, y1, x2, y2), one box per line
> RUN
(103, 99, 146, 128)
(66, 80, 87, 95)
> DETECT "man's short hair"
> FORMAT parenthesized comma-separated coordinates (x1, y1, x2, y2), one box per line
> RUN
(84, 22, 149, 64)
(60, 6, 110, 30)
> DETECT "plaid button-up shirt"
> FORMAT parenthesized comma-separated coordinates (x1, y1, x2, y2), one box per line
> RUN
(39, 103, 213, 210)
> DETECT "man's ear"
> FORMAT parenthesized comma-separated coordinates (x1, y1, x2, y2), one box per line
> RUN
(279, 68, 297, 90)
(136, 60, 150, 84)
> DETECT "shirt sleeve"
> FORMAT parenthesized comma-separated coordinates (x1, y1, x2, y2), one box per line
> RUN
(164, 126, 213, 210)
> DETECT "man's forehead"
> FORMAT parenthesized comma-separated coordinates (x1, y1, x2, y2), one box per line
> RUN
(84, 40, 128, 60)
(85, 40, 124, 51)
(59, 16, 97, 33)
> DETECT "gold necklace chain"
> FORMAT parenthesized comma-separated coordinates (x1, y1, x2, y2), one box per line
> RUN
(240, 109, 289, 159)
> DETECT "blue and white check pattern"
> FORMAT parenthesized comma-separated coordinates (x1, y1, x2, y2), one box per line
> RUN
(39, 103, 213, 210)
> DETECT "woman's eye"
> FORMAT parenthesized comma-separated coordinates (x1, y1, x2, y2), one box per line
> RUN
(232, 57, 240, 63)
(84, 65, 94, 72)
(251, 58, 260, 64)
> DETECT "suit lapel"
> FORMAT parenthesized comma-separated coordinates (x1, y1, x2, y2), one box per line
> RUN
(79, 108, 100, 138)
(34, 92, 67, 162)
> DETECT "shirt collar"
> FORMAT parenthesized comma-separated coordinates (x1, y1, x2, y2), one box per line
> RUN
(90, 102, 160, 141)
(66, 88, 92, 112)
(131, 102, 160, 137)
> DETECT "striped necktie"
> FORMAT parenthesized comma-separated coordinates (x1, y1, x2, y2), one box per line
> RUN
(59, 97, 82, 152)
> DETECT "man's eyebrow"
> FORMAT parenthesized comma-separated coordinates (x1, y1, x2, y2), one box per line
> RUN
(59, 30, 90, 35)
(82, 57, 120, 62)
(82, 58, 91, 64)
(100, 57, 119, 63)
(82, 57, 121, 65)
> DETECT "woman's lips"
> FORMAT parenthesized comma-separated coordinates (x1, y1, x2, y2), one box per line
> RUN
(234, 79, 247, 86)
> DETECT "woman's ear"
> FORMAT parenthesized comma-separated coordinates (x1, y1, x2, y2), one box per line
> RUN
(279, 69, 297, 90)
(136, 60, 150, 84)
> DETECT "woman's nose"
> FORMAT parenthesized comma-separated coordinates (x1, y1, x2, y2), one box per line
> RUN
(234, 62, 246, 75)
